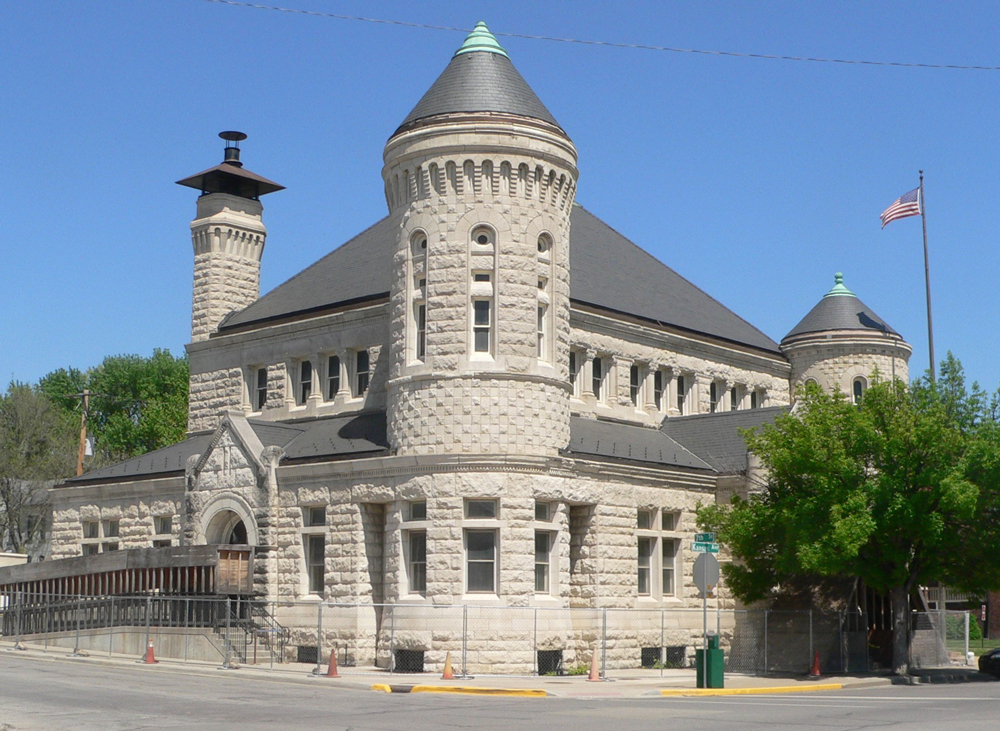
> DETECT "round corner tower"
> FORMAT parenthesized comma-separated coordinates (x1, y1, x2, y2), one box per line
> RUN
(781, 272, 912, 400)
(383, 23, 579, 456)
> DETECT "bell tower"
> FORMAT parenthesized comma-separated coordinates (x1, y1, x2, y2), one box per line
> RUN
(177, 132, 284, 343)
(383, 23, 579, 456)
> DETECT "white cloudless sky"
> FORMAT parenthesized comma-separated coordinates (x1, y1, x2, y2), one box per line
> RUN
(3, 1, 999, 390)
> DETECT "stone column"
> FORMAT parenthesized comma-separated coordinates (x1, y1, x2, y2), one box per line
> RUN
(643, 367, 657, 413)
(581, 349, 596, 406)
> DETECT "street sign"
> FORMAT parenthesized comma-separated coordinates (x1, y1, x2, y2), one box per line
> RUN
(692, 542, 719, 553)
(693, 553, 721, 595)
(694, 532, 716, 543)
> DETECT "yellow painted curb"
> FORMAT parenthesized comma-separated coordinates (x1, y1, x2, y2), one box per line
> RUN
(370, 684, 392, 693)
(410, 685, 547, 697)
(660, 683, 843, 697)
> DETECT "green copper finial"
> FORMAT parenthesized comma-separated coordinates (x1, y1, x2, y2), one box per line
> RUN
(454, 21, 508, 58)
(824, 272, 856, 298)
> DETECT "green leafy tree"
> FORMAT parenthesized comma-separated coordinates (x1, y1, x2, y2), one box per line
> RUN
(40, 349, 189, 466)
(0, 383, 76, 552)
(699, 368, 1000, 675)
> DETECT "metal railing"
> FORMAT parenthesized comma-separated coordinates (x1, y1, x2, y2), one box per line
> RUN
(0, 592, 288, 667)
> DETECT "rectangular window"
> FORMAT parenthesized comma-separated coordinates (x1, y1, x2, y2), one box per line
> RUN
(326, 356, 340, 400)
(654, 371, 664, 410)
(155, 516, 172, 535)
(637, 509, 652, 530)
(83, 521, 99, 539)
(355, 350, 370, 396)
(83, 544, 99, 556)
(751, 391, 760, 409)
(466, 529, 497, 593)
(409, 500, 427, 521)
(638, 537, 653, 596)
(592, 357, 603, 401)
(537, 306, 546, 358)
(662, 540, 677, 596)
(153, 540, 172, 549)
(303, 506, 326, 528)
(630, 364, 641, 406)
(102, 541, 120, 552)
(306, 534, 325, 595)
(661, 511, 677, 531)
(466, 499, 497, 519)
(535, 531, 551, 593)
(255, 367, 268, 410)
(710, 382, 719, 413)
(473, 272, 491, 282)
(416, 304, 426, 360)
(473, 300, 492, 353)
(298, 360, 312, 405)
(569, 352, 578, 393)
(676, 375, 686, 414)
(408, 531, 427, 595)
(534, 501, 551, 521)
(103, 520, 120, 538)
(730, 386, 739, 411)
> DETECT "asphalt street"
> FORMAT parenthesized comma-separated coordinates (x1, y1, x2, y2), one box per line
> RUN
(1, 652, 998, 731)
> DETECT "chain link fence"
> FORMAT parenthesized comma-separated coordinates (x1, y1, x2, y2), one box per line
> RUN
(2, 593, 883, 676)
(909, 610, 972, 668)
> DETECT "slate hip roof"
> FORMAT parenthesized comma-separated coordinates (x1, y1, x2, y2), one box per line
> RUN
(220, 205, 780, 354)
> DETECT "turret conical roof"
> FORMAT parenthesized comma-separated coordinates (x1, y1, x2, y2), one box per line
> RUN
(392, 22, 564, 137)
(782, 272, 900, 342)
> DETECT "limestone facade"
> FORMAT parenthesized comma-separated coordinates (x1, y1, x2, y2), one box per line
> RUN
(38, 24, 915, 671)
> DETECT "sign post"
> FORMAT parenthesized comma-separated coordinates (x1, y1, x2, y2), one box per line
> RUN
(693, 551, 721, 689)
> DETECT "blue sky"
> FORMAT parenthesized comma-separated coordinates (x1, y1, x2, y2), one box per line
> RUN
(3, 1, 999, 391)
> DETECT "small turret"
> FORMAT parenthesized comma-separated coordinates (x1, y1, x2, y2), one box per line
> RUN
(781, 273, 911, 400)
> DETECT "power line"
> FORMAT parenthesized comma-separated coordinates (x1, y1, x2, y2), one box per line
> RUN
(204, 0, 1000, 72)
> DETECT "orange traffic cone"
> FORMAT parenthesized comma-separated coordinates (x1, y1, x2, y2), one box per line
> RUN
(587, 646, 601, 682)
(325, 648, 340, 678)
(142, 640, 159, 665)
(809, 650, 821, 677)
(441, 650, 455, 680)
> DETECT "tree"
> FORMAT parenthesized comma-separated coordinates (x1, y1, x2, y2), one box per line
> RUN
(0, 383, 76, 552)
(40, 349, 189, 466)
(699, 367, 1000, 675)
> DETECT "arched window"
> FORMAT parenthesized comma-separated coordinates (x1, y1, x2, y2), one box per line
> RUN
(853, 377, 867, 405)
(410, 231, 428, 363)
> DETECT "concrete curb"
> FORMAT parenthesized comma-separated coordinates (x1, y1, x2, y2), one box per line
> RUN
(660, 683, 843, 697)
(371, 683, 547, 697)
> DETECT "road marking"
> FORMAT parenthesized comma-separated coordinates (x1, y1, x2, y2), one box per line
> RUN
(661, 683, 842, 696)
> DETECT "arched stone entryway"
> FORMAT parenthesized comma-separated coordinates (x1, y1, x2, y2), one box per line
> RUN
(198, 493, 259, 546)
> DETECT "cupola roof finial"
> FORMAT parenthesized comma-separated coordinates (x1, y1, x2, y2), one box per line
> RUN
(454, 21, 508, 58)
(823, 271, 856, 298)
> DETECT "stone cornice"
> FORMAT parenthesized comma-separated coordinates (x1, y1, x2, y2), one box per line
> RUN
(571, 305, 790, 376)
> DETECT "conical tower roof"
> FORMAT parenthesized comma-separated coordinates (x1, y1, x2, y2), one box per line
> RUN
(782, 273, 900, 342)
(392, 21, 564, 137)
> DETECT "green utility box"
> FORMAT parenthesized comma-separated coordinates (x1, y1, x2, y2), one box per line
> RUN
(695, 635, 724, 688)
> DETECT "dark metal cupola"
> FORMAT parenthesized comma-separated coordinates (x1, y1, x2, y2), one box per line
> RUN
(176, 131, 285, 200)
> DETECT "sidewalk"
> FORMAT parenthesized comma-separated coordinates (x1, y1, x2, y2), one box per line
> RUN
(1, 638, 913, 698)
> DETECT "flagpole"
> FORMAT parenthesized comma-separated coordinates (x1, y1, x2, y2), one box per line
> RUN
(919, 171, 936, 383)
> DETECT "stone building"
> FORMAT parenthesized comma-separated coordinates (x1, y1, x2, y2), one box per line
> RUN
(3, 23, 911, 670)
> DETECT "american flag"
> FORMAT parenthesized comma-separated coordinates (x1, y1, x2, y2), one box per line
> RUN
(880, 188, 921, 228)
